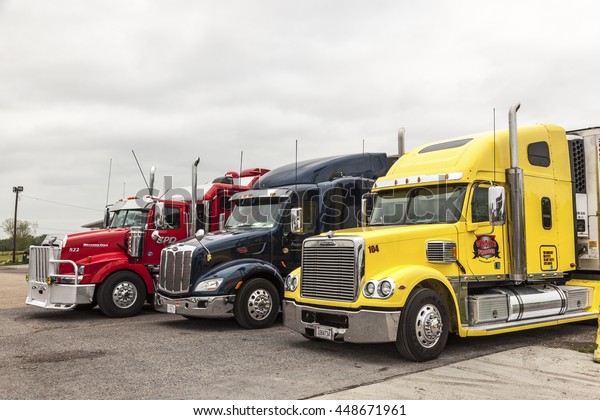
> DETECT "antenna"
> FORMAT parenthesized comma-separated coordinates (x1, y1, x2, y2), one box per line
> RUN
(131, 150, 150, 193)
(493, 108, 496, 182)
(105, 158, 112, 206)
(295, 140, 298, 186)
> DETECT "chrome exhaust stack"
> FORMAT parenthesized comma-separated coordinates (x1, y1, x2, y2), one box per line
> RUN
(398, 127, 405, 158)
(149, 166, 156, 197)
(190, 158, 200, 237)
(506, 103, 527, 282)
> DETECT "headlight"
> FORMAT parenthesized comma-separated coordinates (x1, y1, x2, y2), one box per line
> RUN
(285, 274, 298, 292)
(363, 281, 376, 297)
(363, 278, 395, 299)
(378, 280, 394, 298)
(194, 278, 223, 292)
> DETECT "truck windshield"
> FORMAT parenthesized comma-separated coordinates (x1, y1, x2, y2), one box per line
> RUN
(225, 197, 286, 229)
(110, 209, 149, 228)
(369, 184, 467, 226)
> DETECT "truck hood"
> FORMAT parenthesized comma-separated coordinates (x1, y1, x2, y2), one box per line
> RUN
(199, 228, 271, 255)
(58, 229, 130, 268)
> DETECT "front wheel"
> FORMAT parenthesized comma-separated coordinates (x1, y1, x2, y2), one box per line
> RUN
(234, 278, 279, 329)
(97, 272, 147, 318)
(395, 288, 449, 362)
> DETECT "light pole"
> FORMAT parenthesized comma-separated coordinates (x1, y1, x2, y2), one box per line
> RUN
(12, 186, 23, 263)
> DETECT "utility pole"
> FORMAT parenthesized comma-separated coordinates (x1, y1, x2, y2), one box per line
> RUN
(12, 186, 23, 263)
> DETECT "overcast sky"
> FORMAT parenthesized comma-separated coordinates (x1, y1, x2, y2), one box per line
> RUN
(1, 0, 600, 238)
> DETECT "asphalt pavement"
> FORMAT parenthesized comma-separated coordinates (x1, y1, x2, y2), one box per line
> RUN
(0, 266, 600, 401)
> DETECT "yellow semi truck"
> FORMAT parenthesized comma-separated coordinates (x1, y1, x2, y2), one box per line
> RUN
(283, 104, 600, 361)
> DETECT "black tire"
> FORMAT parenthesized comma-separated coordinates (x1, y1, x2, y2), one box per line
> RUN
(97, 272, 147, 318)
(395, 288, 449, 362)
(234, 278, 279, 329)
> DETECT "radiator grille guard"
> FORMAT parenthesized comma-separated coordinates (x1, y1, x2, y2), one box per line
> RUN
(158, 245, 196, 294)
(300, 237, 364, 302)
(29, 246, 59, 282)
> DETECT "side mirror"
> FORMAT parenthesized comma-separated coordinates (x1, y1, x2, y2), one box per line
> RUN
(154, 202, 166, 229)
(488, 186, 506, 226)
(361, 193, 376, 227)
(103, 207, 110, 229)
(195, 229, 205, 242)
(290, 207, 303, 233)
(219, 213, 226, 231)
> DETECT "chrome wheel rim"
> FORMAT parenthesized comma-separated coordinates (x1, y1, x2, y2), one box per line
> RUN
(247, 288, 272, 320)
(415, 304, 442, 348)
(112, 281, 138, 309)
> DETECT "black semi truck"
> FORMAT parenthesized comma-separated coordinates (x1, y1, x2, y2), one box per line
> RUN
(154, 153, 393, 328)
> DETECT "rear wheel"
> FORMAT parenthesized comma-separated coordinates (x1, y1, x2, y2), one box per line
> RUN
(395, 288, 449, 362)
(97, 272, 146, 318)
(234, 278, 279, 329)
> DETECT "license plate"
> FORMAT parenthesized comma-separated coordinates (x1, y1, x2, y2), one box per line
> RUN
(315, 325, 334, 341)
(166, 304, 176, 314)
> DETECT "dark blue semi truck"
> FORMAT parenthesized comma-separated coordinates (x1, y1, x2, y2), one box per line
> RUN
(154, 153, 393, 328)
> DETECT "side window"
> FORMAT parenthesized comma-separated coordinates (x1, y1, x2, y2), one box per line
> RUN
(471, 186, 488, 223)
(164, 207, 181, 230)
(284, 192, 319, 235)
(220, 195, 232, 211)
(301, 200, 318, 234)
(325, 182, 365, 229)
(528, 142, 550, 167)
(541, 197, 552, 230)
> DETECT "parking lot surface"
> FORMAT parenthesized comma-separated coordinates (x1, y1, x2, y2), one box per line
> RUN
(1, 265, 598, 400)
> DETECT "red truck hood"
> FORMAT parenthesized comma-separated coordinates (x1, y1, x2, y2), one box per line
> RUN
(62, 228, 129, 262)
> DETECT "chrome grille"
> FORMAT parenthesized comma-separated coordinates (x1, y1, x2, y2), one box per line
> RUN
(426, 241, 456, 263)
(29, 246, 52, 283)
(300, 238, 361, 302)
(159, 246, 194, 294)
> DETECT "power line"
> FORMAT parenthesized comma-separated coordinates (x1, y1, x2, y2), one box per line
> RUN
(20, 195, 99, 211)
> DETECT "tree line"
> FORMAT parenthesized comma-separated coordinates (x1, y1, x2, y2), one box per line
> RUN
(0, 219, 45, 252)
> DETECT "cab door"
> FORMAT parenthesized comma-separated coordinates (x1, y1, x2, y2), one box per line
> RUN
(278, 190, 319, 276)
(144, 204, 187, 264)
(463, 183, 507, 278)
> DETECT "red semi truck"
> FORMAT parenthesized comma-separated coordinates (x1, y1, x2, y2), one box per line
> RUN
(25, 160, 268, 317)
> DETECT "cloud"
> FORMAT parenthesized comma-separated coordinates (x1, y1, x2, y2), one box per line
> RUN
(1, 0, 600, 237)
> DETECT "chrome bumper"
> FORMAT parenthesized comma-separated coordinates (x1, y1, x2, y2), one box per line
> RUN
(26, 283, 96, 309)
(282, 299, 401, 343)
(154, 293, 235, 318)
